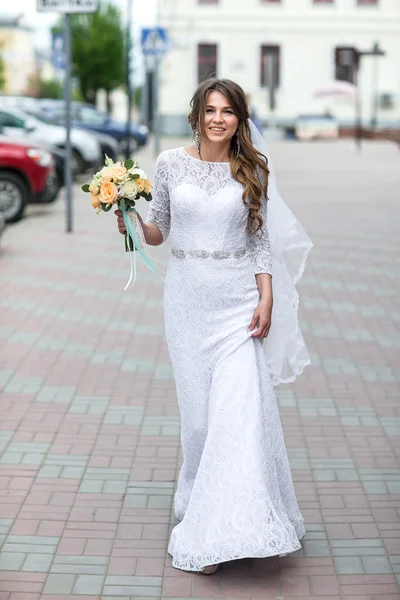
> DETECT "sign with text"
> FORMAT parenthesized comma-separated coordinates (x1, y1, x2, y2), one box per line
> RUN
(37, 0, 98, 13)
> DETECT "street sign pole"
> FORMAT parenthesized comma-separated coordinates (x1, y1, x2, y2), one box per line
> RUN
(64, 13, 73, 233)
(154, 57, 160, 158)
(37, 0, 99, 234)
(141, 27, 168, 159)
(125, 0, 133, 160)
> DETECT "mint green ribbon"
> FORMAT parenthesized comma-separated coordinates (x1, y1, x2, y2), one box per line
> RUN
(120, 200, 160, 290)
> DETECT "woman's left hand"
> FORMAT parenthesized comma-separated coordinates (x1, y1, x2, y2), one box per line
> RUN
(248, 299, 272, 338)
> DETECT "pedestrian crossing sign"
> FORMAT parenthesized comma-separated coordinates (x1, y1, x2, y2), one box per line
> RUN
(141, 27, 168, 56)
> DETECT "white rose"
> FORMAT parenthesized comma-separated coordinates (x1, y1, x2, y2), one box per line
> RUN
(123, 180, 138, 199)
(129, 167, 147, 180)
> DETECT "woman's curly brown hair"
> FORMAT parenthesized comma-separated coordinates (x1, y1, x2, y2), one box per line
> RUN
(188, 78, 269, 233)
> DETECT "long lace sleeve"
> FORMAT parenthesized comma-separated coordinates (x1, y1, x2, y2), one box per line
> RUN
(247, 197, 272, 276)
(146, 151, 170, 241)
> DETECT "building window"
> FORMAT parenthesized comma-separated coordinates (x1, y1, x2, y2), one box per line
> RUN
(260, 45, 280, 88)
(334, 47, 358, 84)
(198, 44, 217, 83)
(357, 0, 378, 4)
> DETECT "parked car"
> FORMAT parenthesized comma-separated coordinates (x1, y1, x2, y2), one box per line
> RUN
(38, 100, 148, 151)
(0, 213, 5, 241)
(0, 136, 57, 222)
(0, 104, 102, 173)
(86, 130, 120, 162)
(0, 95, 40, 112)
(28, 108, 121, 163)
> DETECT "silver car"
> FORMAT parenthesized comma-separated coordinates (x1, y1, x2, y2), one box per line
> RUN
(0, 104, 101, 173)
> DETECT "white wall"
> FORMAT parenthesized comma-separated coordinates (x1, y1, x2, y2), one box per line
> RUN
(159, 0, 400, 134)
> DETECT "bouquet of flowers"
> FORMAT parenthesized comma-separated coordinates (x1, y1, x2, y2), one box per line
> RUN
(82, 156, 158, 289)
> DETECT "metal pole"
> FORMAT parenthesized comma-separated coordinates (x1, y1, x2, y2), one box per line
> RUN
(370, 42, 380, 129)
(142, 59, 149, 129)
(264, 53, 276, 131)
(64, 13, 73, 233)
(125, 0, 133, 159)
(154, 0, 162, 158)
(354, 68, 362, 150)
(154, 57, 160, 158)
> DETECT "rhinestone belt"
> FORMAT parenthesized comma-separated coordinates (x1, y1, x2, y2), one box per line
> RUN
(171, 247, 247, 260)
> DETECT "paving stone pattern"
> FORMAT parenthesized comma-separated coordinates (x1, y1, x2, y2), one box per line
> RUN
(0, 139, 399, 599)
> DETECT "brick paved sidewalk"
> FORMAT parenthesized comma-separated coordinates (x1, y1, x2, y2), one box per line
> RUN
(0, 139, 399, 600)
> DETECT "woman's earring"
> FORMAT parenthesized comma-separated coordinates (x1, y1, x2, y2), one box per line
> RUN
(236, 132, 241, 158)
(194, 131, 201, 156)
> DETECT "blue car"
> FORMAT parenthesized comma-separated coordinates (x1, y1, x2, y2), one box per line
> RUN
(38, 100, 148, 151)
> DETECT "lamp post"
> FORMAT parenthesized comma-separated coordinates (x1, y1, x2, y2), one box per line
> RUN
(351, 42, 385, 149)
(369, 42, 385, 129)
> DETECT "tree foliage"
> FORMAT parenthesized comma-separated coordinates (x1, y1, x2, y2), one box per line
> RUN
(26, 72, 83, 101)
(37, 78, 64, 99)
(68, 3, 125, 105)
(0, 43, 6, 91)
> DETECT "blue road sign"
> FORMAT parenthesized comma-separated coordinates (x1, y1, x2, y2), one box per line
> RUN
(141, 27, 168, 57)
(51, 32, 66, 69)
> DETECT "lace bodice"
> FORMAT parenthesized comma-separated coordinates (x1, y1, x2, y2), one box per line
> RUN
(146, 147, 272, 275)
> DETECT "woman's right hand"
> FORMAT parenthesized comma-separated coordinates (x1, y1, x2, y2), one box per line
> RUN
(114, 209, 126, 235)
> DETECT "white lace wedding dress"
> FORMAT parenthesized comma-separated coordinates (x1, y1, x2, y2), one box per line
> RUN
(146, 147, 305, 572)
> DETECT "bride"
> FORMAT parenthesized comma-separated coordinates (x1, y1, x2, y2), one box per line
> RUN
(115, 78, 312, 575)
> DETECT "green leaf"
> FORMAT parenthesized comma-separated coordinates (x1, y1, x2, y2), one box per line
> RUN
(132, 173, 140, 179)
(124, 159, 133, 170)
(101, 202, 113, 212)
(81, 184, 90, 192)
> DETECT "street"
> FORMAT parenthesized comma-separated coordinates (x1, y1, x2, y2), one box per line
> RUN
(0, 137, 399, 599)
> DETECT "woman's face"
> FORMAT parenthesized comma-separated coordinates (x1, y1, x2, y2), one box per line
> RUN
(201, 91, 239, 145)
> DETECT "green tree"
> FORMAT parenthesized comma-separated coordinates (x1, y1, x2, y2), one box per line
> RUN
(37, 78, 64, 99)
(59, 3, 125, 111)
(0, 43, 6, 91)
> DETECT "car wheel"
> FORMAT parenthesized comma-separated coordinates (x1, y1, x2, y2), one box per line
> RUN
(72, 149, 86, 173)
(120, 136, 138, 157)
(101, 144, 118, 163)
(0, 171, 29, 223)
(43, 171, 62, 203)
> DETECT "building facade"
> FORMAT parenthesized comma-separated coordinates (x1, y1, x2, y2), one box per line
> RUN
(0, 15, 36, 95)
(158, 0, 400, 135)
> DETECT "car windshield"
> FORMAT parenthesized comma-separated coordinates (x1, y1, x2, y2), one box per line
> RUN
(79, 107, 108, 124)
(25, 111, 55, 125)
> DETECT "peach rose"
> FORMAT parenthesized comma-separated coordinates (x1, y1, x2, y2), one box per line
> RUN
(100, 181, 118, 205)
(91, 193, 102, 209)
(110, 164, 127, 180)
(135, 178, 145, 193)
(144, 179, 152, 194)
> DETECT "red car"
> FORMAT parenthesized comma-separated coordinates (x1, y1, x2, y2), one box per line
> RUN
(0, 136, 56, 222)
